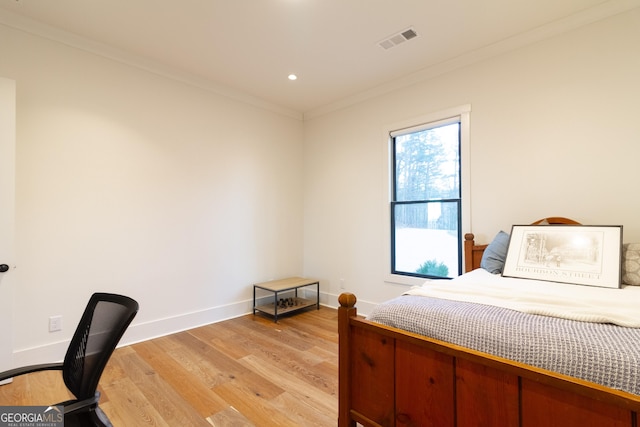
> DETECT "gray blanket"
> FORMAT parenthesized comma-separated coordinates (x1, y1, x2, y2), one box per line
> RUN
(367, 295, 640, 395)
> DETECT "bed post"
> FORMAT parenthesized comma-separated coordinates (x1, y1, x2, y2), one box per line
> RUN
(338, 292, 357, 427)
(464, 233, 475, 272)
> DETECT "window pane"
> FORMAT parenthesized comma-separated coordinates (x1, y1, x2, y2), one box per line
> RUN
(394, 122, 460, 202)
(393, 202, 460, 278)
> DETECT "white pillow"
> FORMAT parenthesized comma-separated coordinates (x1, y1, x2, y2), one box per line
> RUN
(622, 243, 640, 286)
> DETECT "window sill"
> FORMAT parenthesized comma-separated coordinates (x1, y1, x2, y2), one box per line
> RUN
(383, 273, 432, 287)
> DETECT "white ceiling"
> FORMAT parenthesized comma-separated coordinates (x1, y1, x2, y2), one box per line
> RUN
(0, 0, 636, 117)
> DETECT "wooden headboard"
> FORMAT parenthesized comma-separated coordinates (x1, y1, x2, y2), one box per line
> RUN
(463, 216, 581, 273)
(463, 233, 489, 272)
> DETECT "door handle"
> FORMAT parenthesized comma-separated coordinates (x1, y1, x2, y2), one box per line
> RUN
(0, 264, 8, 273)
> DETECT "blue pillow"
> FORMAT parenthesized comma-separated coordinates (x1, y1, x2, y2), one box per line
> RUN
(480, 231, 510, 274)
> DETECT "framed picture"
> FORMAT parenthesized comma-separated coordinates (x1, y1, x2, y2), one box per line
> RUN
(502, 225, 622, 288)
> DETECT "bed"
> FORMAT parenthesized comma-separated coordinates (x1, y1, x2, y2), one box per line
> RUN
(338, 218, 640, 427)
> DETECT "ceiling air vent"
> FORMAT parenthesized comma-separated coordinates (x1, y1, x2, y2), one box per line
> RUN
(378, 27, 418, 50)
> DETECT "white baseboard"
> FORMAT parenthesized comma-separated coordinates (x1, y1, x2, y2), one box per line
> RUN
(11, 291, 357, 367)
(12, 298, 254, 367)
(323, 291, 377, 317)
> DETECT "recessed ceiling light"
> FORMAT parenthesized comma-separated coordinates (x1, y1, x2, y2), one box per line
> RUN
(288, 74, 298, 81)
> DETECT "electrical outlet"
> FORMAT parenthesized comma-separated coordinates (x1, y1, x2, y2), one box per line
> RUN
(340, 278, 345, 289)
(49, 315, 62, 332)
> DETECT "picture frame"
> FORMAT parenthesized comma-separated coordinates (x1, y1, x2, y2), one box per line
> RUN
(502, 225, 622, 288)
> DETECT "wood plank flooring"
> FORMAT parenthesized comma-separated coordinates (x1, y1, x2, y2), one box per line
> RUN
(0, 307, 339, 426)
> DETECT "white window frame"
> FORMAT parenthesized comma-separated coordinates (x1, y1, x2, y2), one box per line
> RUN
(382, 104, 471, 286)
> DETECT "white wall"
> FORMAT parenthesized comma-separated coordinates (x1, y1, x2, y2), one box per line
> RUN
(0, 24, 304, 364)
(303, 9, 640, 312)
(2, 7, 639, 364)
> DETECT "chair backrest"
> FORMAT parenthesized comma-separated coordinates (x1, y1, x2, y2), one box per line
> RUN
(62, 293, 139, 399)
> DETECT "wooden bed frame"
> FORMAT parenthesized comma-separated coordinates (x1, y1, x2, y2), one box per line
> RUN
(338, 218, 640, 427)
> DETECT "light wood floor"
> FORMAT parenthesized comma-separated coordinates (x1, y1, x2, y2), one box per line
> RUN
(0, 307, 339, 426)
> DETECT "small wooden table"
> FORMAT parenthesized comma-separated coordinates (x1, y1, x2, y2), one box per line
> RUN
(253, 277, 320, 322)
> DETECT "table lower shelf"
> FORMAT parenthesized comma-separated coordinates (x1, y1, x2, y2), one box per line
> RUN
(254, 297, 317, 317)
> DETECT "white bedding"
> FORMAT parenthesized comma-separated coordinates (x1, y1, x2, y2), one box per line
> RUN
(405, 268, 640, 327)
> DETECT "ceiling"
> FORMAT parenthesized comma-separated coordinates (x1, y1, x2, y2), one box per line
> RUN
(0, 0, 635, 117)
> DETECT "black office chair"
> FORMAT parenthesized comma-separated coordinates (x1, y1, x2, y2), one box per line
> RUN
(0, 293, 139, 426)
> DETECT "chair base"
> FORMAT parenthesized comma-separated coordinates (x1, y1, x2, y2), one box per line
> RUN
(65, 406, 112, 427)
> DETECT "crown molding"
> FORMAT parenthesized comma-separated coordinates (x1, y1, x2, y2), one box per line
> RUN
(0, 8, 304, 121)
(304, 0, 640, 120)
(2, 0, 638, 123)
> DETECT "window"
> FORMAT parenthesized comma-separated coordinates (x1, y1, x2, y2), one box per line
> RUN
(384, 105, 470, 283)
